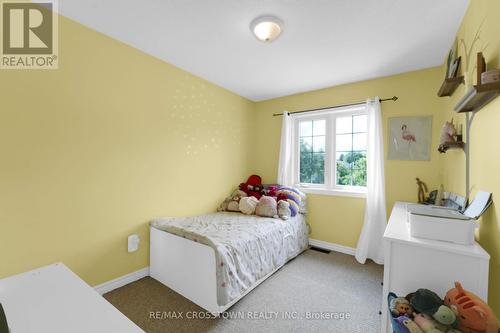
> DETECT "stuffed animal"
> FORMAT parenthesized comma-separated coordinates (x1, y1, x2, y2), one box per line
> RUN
(226, 189, 247, 212)
(414, 312, 448, 333)
(265, 185, 279, 197)
(217, 196, 232, 212)
(218, 189, 245, 212)
(391, 297, 414, 317)
(253, 184, 263, 193)
(408, 289, 457, 326)
(438, 119, 458, 153)
(445, 282, 499, 333)
(277, 200, 291, 220)
(279, 186, 307, 213)
(239, 175, 263, 199)
(394, 316, 425, 333)
(239, 196, 259, 215)
(255, 196, 278, 218)
(227, 200, 240, 212)
(276, 189, 302, 217)
(439, 118, 457, 144)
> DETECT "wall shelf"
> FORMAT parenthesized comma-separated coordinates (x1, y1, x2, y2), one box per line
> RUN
(438, 141, 465, 153)
(437, 76, 464, 97)
(454, 81, 500, 113)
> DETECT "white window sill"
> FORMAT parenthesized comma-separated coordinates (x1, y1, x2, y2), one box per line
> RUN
(298, 187, 367, 198)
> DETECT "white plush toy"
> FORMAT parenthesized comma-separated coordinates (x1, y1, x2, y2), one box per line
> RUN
(277, 200, 291, 220)
(239, 196, 259, 215)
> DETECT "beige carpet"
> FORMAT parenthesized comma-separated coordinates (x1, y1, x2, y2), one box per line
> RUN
(104, 249, 383, 333)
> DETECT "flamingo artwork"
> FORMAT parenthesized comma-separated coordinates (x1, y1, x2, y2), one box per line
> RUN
(389, 116, 431, 161)
(401, 124, 416, 143)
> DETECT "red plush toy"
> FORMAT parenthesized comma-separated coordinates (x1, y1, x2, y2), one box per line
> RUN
(239, 175, 263, 199)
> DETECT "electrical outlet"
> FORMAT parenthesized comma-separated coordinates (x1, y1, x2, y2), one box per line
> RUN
(128, 234, 140, 253)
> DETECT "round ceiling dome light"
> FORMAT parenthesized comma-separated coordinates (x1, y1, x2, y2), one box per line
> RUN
(250, 16, 283, 42)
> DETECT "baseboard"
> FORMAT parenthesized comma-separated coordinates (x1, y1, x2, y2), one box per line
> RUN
(94, 267, 150, 295)
(309, 239, 356, 256)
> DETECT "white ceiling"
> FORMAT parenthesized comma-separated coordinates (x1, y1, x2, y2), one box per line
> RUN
(58, 0, 469, 101)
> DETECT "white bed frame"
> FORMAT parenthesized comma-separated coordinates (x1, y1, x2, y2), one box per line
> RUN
(149, 226, 285, 314)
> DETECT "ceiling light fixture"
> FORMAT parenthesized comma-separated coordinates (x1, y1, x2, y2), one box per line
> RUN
(250, 16, 283, 42)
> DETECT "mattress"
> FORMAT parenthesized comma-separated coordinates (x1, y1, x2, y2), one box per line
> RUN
(151, 212, 309, 306)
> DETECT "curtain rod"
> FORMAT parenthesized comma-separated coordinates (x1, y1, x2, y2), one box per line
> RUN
(272, 96, 399, 117)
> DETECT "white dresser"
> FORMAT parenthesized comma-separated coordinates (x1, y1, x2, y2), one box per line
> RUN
(0, 263, 144, 333)
(381, 202, 490, 333)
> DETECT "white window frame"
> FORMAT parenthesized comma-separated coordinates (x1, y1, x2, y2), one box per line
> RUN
(292, 105, 367, 198)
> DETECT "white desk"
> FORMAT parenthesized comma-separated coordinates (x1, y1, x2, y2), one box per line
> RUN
(0, 263, 144, 333)
(380, 202, 490, 333)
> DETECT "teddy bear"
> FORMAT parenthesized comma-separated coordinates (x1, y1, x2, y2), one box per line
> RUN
(255, 196, 278, 218)
(217, 189, 247, 212)
(239, 196, 259, 215)
(390, 297, 414, 318)
(277, 200, 291, 220)
(276, 188, 304, 216)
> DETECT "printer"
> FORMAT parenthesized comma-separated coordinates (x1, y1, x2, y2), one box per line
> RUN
(407, 191, 492, 245)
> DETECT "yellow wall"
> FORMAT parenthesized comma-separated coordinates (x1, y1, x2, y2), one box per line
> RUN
(253, 68, 445, 247)
(440, 0, 500, 316)
(0, 16, 254, 285)
(1, 0, 498, 318)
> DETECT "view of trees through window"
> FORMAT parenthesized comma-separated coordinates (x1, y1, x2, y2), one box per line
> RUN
(299, 119, 325, 184)
(299, 114, 367, 187)
(336, 151, 366, 187)
(336, 114, 367, 187)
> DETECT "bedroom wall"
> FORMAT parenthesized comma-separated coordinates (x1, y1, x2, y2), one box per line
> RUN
(439, 0, 500, 316)
(0, 15, 254, 286)
(252, 67, 445, 248)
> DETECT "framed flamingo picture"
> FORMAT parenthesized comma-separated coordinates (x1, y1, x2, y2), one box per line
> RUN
(388, 116, 432, 160)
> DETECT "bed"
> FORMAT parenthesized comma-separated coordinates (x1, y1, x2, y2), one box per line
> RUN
(150, 212, 309, 313)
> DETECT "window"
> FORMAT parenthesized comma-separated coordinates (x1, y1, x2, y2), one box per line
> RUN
(294, 106, 367, 196)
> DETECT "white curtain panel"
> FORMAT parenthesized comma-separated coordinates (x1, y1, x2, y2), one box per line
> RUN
(355, 98, 387, 265)
(277, 112, 294, 186)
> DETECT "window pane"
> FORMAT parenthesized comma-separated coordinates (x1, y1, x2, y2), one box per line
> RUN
(336, 165, 352, 186)
(336, 152, 350, 186)
(336, 134, 352, 151)
(352, 169, 367, 187)
(313, 135, 325, 152)
(300, 153, 312, 183)
(313, 119, 325, 136)
(300, 137, 313, 152)
(353, 133, 367, 151)
(353, 115, 367, 133)
(311, 153, 325, 184)
(337, 151, 360, 169)
(336, 116, 352, 134)
(352, 152, 367, 169)
(300, 121, 312, 137)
